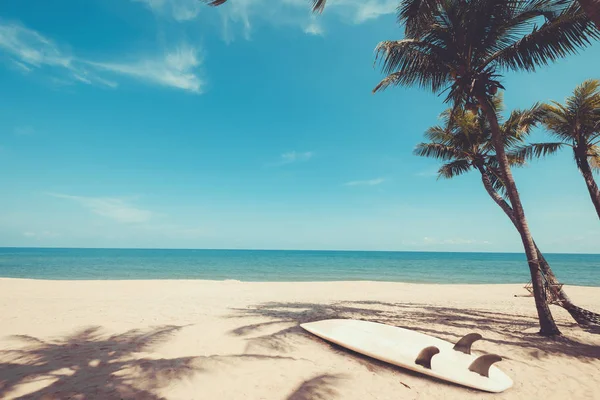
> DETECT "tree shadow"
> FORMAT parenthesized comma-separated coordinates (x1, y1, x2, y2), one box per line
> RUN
(227, 301, 600, 362)
(285, 374, 346, 400)
(0, 325, 305, 400)
(0, 325, 198, 399)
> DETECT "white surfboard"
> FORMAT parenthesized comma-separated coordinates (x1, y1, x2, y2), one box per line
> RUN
(301, 319, 513, 393)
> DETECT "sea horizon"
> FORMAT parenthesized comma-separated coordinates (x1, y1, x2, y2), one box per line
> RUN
(1, 246, 599, 255)
(1, 247, 598, 286)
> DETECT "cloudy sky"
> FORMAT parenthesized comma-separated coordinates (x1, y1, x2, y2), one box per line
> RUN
(0, 0, 599, 252)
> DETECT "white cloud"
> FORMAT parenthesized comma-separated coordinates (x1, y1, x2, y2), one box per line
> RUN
(0, 21, 114, 87)
(344, 177, 386, 186)
(49, 193, 153, 224)
(350, 0, 397, 23)
(131, 0, 396, 39)
(279, 150, 314, 164)
(304, 20, 324, 35)
(0, 22, 70, 67)
(133, 0, 202, 21)
(12, 60, 32, 73)
(88, 45, 203, 93)
(0, 20, 201, 93)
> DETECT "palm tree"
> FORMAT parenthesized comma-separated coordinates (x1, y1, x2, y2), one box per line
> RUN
(516, 79, 600, 219)
(373, 0, 598, 336)
(416, 100, 600, 326)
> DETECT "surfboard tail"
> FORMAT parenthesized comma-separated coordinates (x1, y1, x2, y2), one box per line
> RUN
(468, 354, 503, 377)
(453, 333, 482, 354)
(415, 346, 440, 369)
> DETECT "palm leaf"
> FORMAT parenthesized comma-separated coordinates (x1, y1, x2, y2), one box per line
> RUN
(414, 142, 466, 160)
(488, 153, 527, 168)
(589, 145, 600, 172)
(398, 0, 441, 37)
(373, 39, 451, 93)
(488, 3, 599, 72)
(438, 159, 473, 179)
(486, 166, 509, 199)
(512, 142, 566, 159)
(424, 125, 455, 143)
(501, 103, 545, 150)
(540, 102, 576, 140)
(540, 80, 600, 151)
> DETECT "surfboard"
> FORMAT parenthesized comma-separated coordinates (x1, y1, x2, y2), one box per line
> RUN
(300, 319, 513, 393)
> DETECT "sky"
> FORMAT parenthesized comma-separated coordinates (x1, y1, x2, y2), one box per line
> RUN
(0, 0, 599, 253)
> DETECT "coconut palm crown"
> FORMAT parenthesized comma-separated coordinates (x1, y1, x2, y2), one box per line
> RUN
(414, 97, 534, 193)
(516, 79, 600, 217)
(374, 0, 598, 110)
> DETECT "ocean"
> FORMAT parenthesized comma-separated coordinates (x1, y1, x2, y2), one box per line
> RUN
(0, 248, 598, 286)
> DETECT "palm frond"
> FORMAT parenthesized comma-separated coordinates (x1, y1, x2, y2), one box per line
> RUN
(414, 142, 466, 161)
(589, 145, 600, 172)
(488, 3, 599, 72)
(478, 0, 569, 60)
(373, 39, 451, 93)
(541, 79, 600, 147)
(372, 72, 403, 93)
(488, 153, 527, 168)
(438, 159, 473, 179)
(503, 102, 545, 141)
(512, 142, 566, 159)
(540, 102, 576, 140)
(486, 166, 509, 199)
(398, 0, 441, 37)
(566, 79, 600, 131)
(424, 125, 454, 144)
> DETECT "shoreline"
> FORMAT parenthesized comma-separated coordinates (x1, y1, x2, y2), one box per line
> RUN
(1, 279, 599, 399)
(1, 277, 599, 289)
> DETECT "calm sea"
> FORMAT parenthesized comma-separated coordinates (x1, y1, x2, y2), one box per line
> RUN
(0, 248, 598, 286)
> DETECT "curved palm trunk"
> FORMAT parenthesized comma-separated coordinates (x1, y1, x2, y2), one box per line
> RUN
(575, 148, 600, 219)
(578, 0, 600, 30)
(477, 165, 600, 326)
(477, 95, 561, 336)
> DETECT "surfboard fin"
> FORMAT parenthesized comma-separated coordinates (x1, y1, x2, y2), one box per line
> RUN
(415, 346, 440, 369)
(468, 354, 502, 377)
(453, 333, 482, 354)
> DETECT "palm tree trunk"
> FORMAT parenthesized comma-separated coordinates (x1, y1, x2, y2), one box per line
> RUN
(575, 149, 600, 219)
(477, 165, 600, 326)
(578, 0, 600, 30)
(477, 95, 561, 336)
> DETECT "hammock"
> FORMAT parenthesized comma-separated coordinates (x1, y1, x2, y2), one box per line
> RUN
(524, 269, 564, 305)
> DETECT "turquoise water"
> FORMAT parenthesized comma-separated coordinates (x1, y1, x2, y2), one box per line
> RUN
(0, 248, 598, 286)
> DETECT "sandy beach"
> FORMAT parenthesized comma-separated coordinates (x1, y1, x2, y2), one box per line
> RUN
(1, 279, 599, 399)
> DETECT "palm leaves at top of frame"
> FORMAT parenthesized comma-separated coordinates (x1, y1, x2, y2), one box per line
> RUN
(373, 0, 599, 111)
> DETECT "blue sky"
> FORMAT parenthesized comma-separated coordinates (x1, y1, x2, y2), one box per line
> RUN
(0, 0, 598, 253)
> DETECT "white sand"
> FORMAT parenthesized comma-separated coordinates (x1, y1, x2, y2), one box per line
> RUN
(0, 278, 599, 399)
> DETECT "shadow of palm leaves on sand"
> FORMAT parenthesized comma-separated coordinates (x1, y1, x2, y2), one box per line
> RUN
(285, 374, 346, 400)
(228, 301, 600, 362)
(0, 325, 307, 400)
(0, 325, 196, 399)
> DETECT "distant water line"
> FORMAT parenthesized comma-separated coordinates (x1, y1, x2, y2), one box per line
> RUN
(0, 248, 598, 286)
